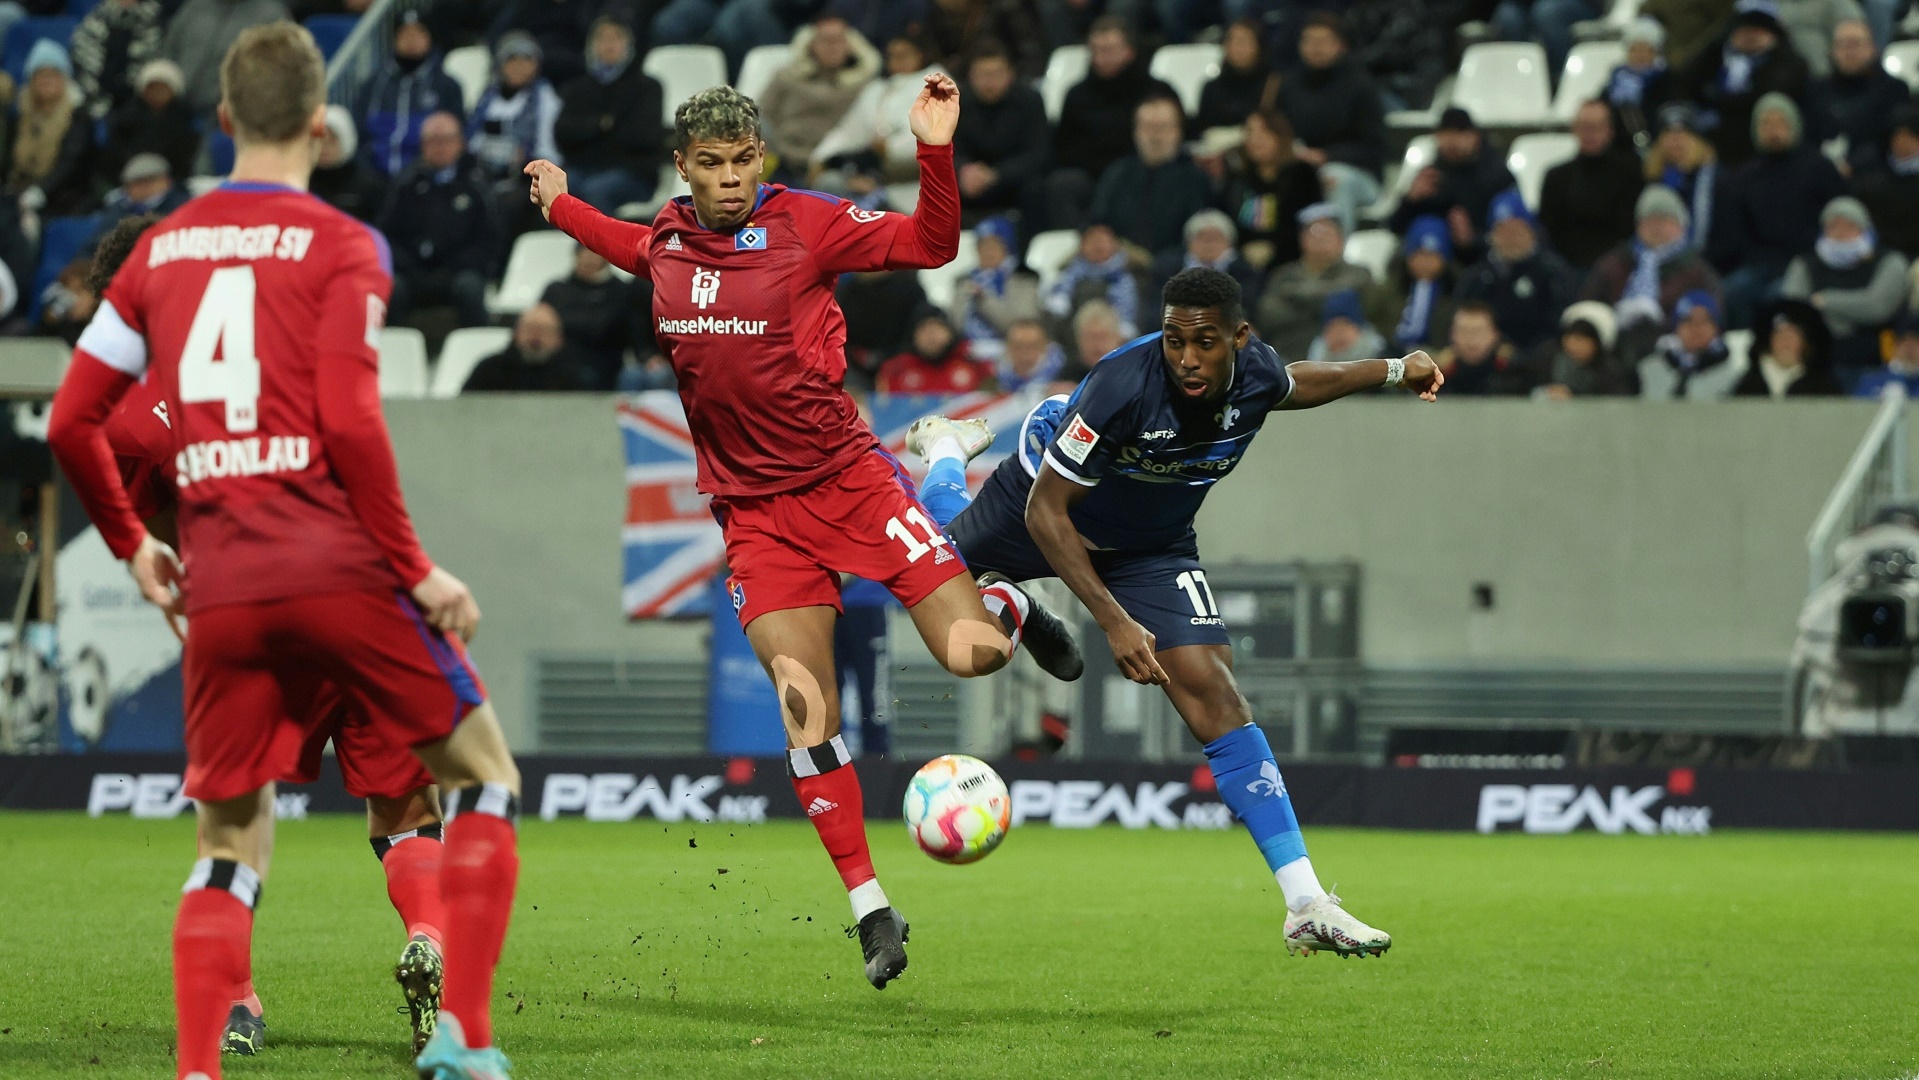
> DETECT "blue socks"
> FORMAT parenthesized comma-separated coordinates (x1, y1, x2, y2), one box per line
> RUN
(1204, 723, 1324, 909)
(920, 452, 972, 531)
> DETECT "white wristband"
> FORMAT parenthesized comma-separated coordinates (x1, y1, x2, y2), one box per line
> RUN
(1384, 357, 1405, 388)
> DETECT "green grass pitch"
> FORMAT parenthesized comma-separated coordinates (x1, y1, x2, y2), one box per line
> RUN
(1, 814, 1916, 1079)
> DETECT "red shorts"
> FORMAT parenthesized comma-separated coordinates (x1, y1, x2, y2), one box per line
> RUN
(712, 449, 970, 627)
(182, 589, 486, 803)
(283, 684, 436, 800)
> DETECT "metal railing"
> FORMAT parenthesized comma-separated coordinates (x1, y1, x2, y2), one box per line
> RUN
(1806, 383, 1909, 594)
(324, 0, 396, 110)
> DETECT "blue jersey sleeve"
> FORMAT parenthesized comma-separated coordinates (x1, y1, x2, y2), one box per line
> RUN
(1044, 357, 1142, 486)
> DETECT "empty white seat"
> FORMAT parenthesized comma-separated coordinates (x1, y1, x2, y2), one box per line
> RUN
(1605, 0, 1645, 30)
(735, 43, 789, 102)
(1344, 230, 1398, 282)
(916, 231, 979, 309)
(1024, 229, 1080, 293)
(378, 328, 429, 399)
(1887, 41, 1919, 91)
(443, 45, 490, 113)
(432, 326, 513, 398)
(1041, 45, 1088, 122)
(486, 231, 577, 317)
(1452, 42, 1552, 127)
(1148, 43, 1221, 116)
(1506, 132, 1579, 210)
(1554, 41, 1624, 122)
(643, 44, 727, 124)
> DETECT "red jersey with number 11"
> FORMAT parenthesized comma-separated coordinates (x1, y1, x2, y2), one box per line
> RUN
(73, 183, 433, 613)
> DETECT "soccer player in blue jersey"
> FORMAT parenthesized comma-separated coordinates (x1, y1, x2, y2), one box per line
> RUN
(907, 267, 1442, 956)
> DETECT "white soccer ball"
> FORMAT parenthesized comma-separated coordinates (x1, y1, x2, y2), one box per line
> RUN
(902, 754, 1011, 864)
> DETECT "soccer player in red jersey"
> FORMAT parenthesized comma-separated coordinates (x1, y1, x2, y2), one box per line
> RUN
(48, 25, 520, 1080)
(526, 78, 1083, 988)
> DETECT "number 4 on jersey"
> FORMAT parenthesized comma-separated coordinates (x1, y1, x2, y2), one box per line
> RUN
(179, 265, 262, 433)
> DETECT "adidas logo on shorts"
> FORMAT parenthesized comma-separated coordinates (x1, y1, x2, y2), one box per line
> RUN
(805, 797, 838, 817)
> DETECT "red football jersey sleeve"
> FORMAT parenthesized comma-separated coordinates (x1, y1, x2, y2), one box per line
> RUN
(798, 143, 961, 276)
(105, 377, 176, 522)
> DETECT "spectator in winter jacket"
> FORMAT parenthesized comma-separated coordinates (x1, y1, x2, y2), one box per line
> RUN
(379, 113, 502, 329)
(651, 0, 793, 78)
(1308, 289, 1386, 365)
(1346, 0, 1452, 113)
(951, 215, 1041, 361)
(826, 0, 930, 57)
(809, 34, 943, 198)
(1778, 0, 1867, 77)
(1710, 91, 1845, 327)
(997, 317, 1065, 395)
(1214, 109, 1322, 272)
(1044, 223, 1143, 333)
(311, 103, 386, 222)
(1436, 300, 1525, 395)
(1851, 107, 1919, 259)
(362, 5, 467, 177)
(1054, 297, 1128, 387)
(1455, 189, 1580, 354)
(7, 41, 94, 217)
(1642, 0, 1737, 68)
(1366, 215, 1458, 355)
(1152, 208, 1260, 306)
(488, 0, 596, 89)
(1529, 301, 1637, 398)
(1197, 20, 1278, 133)
(878, 307, 995, 395)
(1540, 101, 1646, 270)
(760, 16, 881, 169)
(1603, 18, 1672, 152)
(541, 244, 635, 389)
(1638, 289, 1743, 399)
(465, 303, 595, 392)
(1276, 14, 1387, 232)
(469, 32, 560, 184)
(1044, 16, 1177, 230)
(1090, 96, 1212, 260)
(99, 59, 195, 192)
(1781, 196, 1911, 372)
(1675, 0, 1812, 167)
(554, 18, 665, 212)
(1490, 0, 1600, 75)
(1643, 103, 1721, 249)
(923, 0, 1044, 80)
(1389, 108, 1518, 265)
(1853, 313, 1919, 398)
(1255, 203, 1374, 358)
(1810, 19, 1911, 175)
(1584, 185, 1726, 359)
(952, 41, 1048, 220)
(93, 152, 184, 241)
(838, 269, 928, 388)
(162, 0, 288, 116)
(71, 0, 163, 122)
(1734, 297, 1843, 395)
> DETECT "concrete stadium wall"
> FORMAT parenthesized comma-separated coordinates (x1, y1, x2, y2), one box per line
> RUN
(383, 396, 1889, 748)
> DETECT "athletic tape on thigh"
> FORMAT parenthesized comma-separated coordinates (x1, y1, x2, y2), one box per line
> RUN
(370, 820, 444, 861)
(182, 857, 263, 910)
(445, 783, 519, 823)
(945, 618, 1012, 675)
(771, 655, 829, 747)
(786, 734, 853, 778)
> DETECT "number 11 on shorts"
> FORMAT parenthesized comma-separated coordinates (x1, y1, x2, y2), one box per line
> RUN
(885, 507, 949, 563)
(1175, 570, 1219, 618)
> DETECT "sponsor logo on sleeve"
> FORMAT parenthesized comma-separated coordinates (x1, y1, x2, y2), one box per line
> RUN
(845, 206, 885, 224)
(1058, 415, 1100, 464)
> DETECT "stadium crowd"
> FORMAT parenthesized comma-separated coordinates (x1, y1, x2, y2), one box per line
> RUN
(4, 0, 1919, 400)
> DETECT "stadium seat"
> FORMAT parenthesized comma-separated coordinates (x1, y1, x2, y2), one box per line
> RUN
(1041, 45, 1088, 122)
(1149, 43, 1221, 117)
(1452, 42, 1552, 127)
(302, 15, 357, 61)
(1723, 329, 1754, 375)
(26, 213, 94, 324)
(916, 230, 979, 309)
(1887, 41, 1919, 91)
(616, 162, 690, 223)
(485, 230, 577, 317)
(1344, 230, 1398, 282)
(377, 328, 430, 399)
(443, 45, 491, 113)
(643, 44, 727, 124)
(2, 16, 77, 82)
(1506, 132, 1578, 210)
(431, 326, 512, 398)
(1024, 229, 1079, 293)
(185, 175, 222, 197)
(1390, 135, 1438, 201)
(735, 43, 789, 103)
(1553, 41, 1624, 122)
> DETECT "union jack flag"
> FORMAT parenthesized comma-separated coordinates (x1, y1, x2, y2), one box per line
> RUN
(621, 389, 1050, 620)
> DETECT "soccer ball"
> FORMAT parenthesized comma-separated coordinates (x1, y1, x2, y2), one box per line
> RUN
(902, 754, 1011, 864)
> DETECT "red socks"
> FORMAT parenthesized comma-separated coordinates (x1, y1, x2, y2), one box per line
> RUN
(789, 737, 876, 890)
(379, 834, 448, 947)
(439, 785, 520, 1049)
(174, 859, 260, 1080)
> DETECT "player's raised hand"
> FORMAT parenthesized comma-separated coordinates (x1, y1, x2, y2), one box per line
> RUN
(908, 72, 961, 146)
(1400, 350, 1444, 402)
(524, 159, 569, 221)
(128, 533, 182, 617)
(412, 565, 482, 643)
(1107, 617, 1168, 686)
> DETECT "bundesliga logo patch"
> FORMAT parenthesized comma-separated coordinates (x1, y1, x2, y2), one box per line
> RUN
(1058, 416, 1099, 464)
(734, 227, 766, 251)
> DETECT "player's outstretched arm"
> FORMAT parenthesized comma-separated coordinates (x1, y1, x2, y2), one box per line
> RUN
(1025, 468, 1169, 686)
(858, 73, 962, 273)
(1277, 350, 1444, 410)
(526, 158, 653, 275)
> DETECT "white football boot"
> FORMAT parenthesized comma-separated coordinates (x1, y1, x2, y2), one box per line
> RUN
(1284, 893, 1392, 958)
(905, 415, 994, 463)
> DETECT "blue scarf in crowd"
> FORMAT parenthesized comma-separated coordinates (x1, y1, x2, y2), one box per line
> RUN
(1394, 278, 1439, 348)
(1816, 231, 1876, 270)
(1623, 236, 1686, 308)
(1606, 60, 1666, 106)
(962, 262, 1013, 344)
(1719, 45, 1763, 93)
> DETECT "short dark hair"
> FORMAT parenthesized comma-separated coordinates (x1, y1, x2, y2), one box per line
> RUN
(968, 39, 1012, 70)
(1162, 267, 1244, 328)
(1302, 12, 1348, 43)
(87, 213, 162, 294)
(1455, 299, 1497, 325)
(1088, 14, 1135, 46)
(674, 85, 761, 152)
